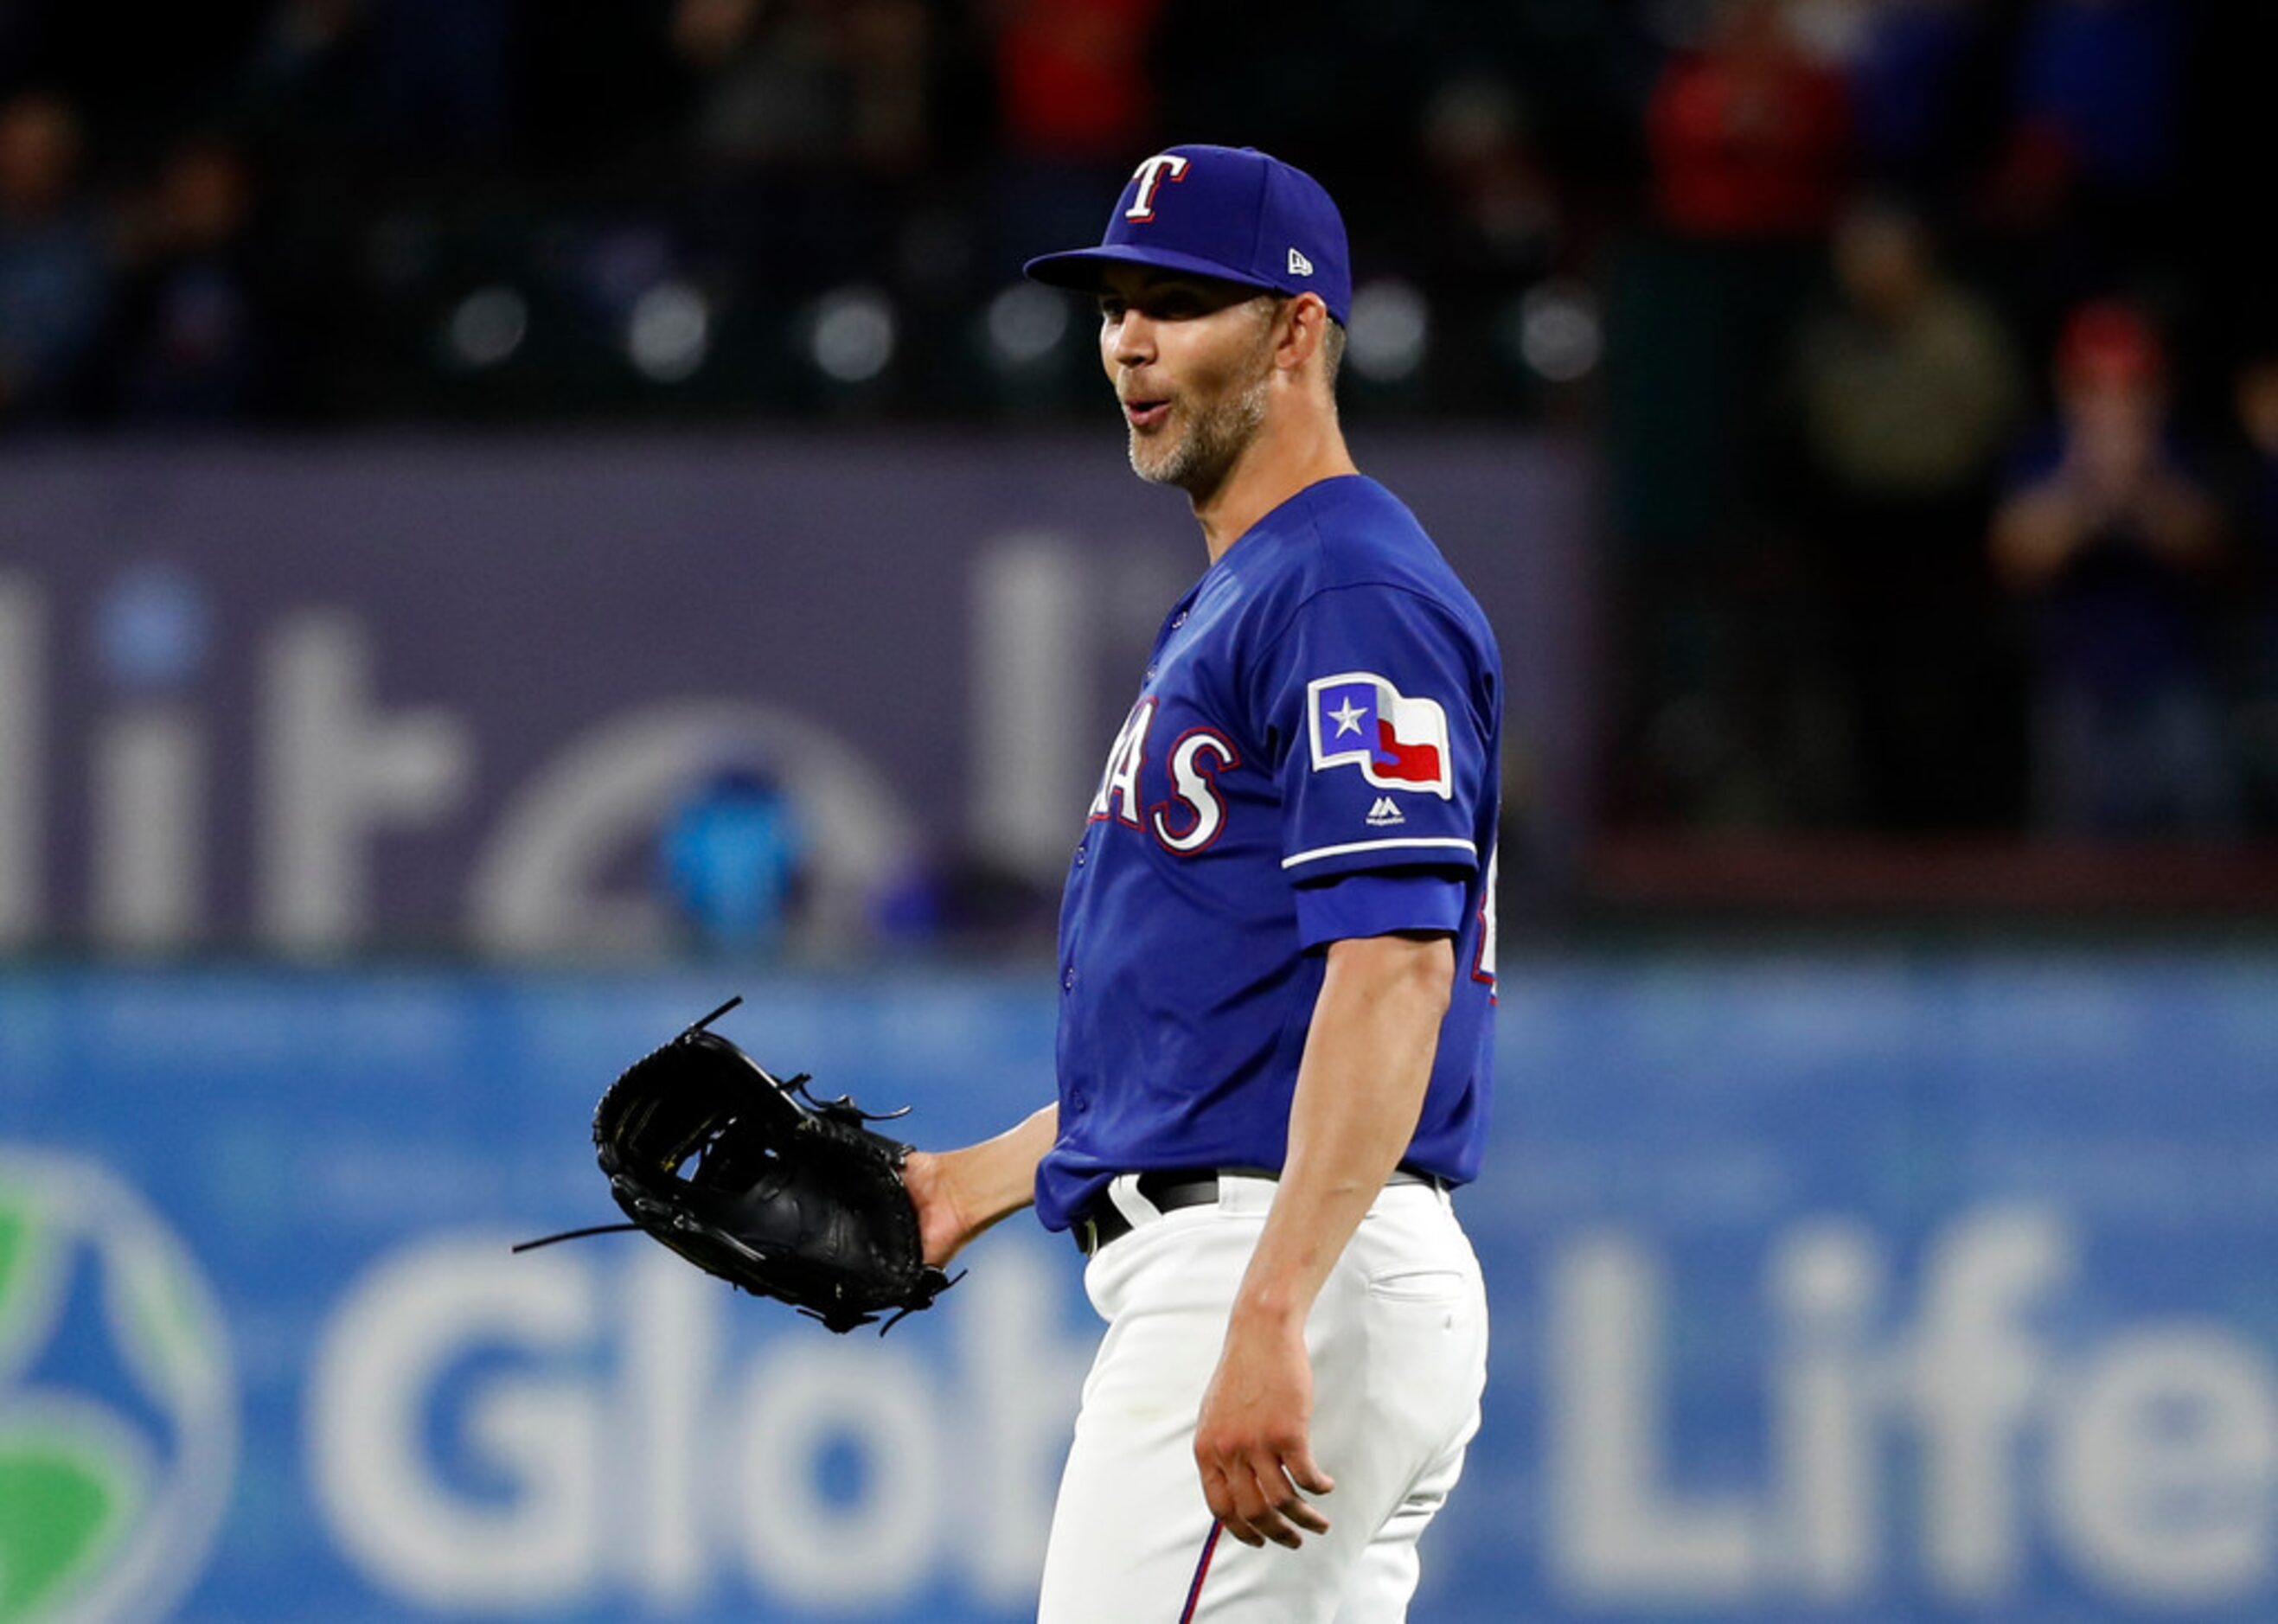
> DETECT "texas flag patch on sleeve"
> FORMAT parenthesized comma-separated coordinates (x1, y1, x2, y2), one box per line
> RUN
(1306, 672, 1454, 797)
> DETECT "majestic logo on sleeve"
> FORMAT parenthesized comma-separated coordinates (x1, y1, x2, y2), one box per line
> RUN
(1307, 673, 1453, 798)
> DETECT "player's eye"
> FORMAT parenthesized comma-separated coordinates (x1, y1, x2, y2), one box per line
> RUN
(1097, 298, 1125, 322)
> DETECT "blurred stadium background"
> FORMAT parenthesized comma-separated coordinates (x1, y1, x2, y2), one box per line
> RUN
(3, 0, 2276, 1619)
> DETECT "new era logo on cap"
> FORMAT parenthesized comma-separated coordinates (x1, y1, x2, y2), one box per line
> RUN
(1021, 144, 1353, 326)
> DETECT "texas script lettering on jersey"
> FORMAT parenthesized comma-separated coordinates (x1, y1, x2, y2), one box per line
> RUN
(1084, 667, 1462, 860)
(1085, 698, 1241, 854)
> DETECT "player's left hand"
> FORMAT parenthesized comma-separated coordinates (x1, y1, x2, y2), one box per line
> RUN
(899, 1149, 973, 1270)
(1193, 1314, 1335, 1550)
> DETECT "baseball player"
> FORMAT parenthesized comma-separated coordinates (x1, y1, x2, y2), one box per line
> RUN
(905, 144, 1500, 1621)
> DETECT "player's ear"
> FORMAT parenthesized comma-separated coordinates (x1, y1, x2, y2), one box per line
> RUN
(1274, 292, 1330, 375)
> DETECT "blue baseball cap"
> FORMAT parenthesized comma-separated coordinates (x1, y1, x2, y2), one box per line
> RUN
(1024, 144, 1352, 325)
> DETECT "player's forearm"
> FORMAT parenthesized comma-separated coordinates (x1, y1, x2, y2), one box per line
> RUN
(907, 1103, 1058, 1268)
(942, 1103, 1058, 1224)
(1232, 934, 1452, 1327)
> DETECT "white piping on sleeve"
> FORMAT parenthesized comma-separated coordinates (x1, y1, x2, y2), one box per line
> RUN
(1280, 836, 1478, 870)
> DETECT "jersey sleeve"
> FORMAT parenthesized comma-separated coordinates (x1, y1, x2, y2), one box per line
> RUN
(1252, 582, 1494, 885)
(1292, 868, 1468, 950)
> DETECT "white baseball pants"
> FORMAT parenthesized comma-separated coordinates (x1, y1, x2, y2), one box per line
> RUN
(1037, 1173, 1488, 1622)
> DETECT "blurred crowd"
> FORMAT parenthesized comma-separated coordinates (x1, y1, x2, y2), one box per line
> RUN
(4, 0, 2272, 844)
(1597, 0, 2278, 842)
(0, 0, 1641, 424)
(0, 0, 1603, 423)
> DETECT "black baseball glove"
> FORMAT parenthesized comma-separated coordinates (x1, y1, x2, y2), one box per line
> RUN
(519, 997, 955, 1333)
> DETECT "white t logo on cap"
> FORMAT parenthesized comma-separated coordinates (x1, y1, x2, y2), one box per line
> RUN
(1288, 247, 1315, 276)
(1125, 154, 1191, 221)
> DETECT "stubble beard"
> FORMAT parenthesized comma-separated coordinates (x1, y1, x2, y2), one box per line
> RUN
(1128, 360, 1271, 494)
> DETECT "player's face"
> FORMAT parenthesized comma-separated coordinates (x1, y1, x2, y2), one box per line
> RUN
(1095, 267, 1279, 492)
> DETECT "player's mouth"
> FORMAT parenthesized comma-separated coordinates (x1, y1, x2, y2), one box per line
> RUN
(1123, 398, 1171, 431)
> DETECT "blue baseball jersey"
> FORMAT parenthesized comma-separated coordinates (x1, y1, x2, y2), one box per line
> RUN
(1037, 474, 1502, 1231)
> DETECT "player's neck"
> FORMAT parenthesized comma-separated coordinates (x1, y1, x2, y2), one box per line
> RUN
(1190, 406, 1359, 565)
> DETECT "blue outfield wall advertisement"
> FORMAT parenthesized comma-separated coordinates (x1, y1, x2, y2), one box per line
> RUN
(3, 949, 2276, 1622)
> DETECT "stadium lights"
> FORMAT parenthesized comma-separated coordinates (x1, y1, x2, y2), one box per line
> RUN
(1513, 278, 1602, 383)
(445, 287, 528, 371)
(628, 281, 711, 383)
(806, 286, 897, 385)
(1347, 279, 1430, 383)
(984, 282, 1070, 370)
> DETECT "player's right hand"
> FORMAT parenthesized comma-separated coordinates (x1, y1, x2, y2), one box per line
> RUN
(1193, 1314, 1335, 1549)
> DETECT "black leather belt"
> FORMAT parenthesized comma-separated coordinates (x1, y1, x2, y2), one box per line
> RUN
(1071, 1166, 1449, 1256)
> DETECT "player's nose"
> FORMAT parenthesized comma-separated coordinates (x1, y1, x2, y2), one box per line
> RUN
(1110, 308, 1157, 367)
